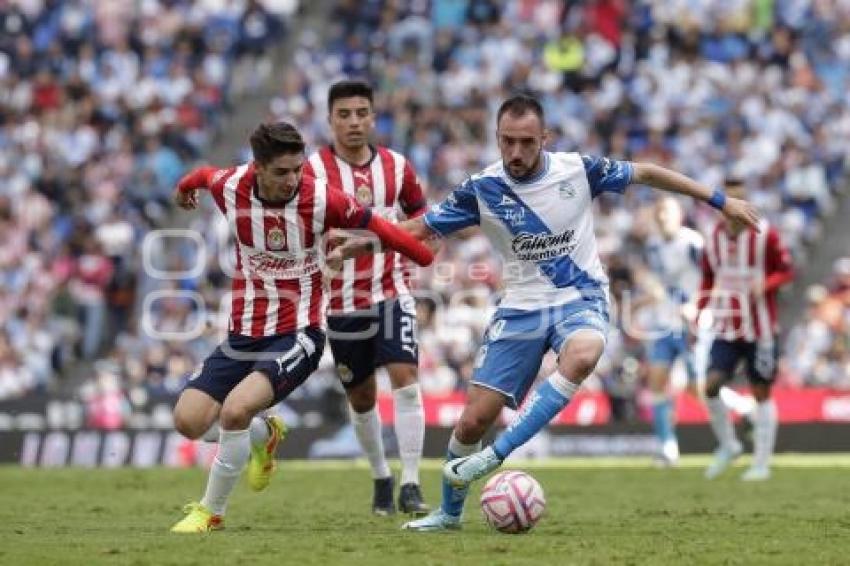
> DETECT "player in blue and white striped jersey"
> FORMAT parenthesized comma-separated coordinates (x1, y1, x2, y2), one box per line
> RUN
(332, 94, 760, 532)
(641, 197, 705, 466)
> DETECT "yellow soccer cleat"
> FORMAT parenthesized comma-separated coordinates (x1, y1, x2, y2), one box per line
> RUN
(170, 502, 223, 533)
(247, 415, 287, 492)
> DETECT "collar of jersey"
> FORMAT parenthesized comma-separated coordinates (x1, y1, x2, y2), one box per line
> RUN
(503, 152, 549, 185)
(329, 144, 377, 168)
(253, 179, 299, 208)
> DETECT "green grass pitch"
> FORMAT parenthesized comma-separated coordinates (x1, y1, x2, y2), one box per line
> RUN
(2, 455, 849, 565)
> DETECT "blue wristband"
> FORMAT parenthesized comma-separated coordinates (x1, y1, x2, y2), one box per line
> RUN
(708, 188, 727, 211)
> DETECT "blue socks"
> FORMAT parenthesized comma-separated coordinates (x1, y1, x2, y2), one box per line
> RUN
(651, 396, 675, 444)
(493, 373, 577, 460)
(441, 449, 469, 517)
(441, 436, 480, 517)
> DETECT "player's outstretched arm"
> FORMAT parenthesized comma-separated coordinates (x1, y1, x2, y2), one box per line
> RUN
(327, 217, 441, 268)
(363, 213, 435, 266)
(631, 162, 761, 230)
(173, 166, 218, 210)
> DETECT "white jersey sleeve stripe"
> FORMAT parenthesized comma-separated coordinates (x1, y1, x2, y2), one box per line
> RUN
(335, 157, 357, 312)
(390, 151, 409, 296)
(312, 179, 329, 324)
(369, 154, 386, 304)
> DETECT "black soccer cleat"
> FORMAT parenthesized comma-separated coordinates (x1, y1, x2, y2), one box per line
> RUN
(372, 476, 396, 516)
(398, 483, 430, 517)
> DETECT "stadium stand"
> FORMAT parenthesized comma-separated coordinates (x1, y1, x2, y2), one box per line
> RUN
(0, 0, 293, 400)
(3, 0, 849, 419)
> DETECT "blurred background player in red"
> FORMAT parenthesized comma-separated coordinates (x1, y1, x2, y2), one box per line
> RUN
(304, 80, 430, 517)
(168, 122, 433, 533)
(699, 177, 794, 482)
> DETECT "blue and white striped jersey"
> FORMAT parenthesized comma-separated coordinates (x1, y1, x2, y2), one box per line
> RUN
(645, 227, 704, 328)
(424, 151, 633, 309)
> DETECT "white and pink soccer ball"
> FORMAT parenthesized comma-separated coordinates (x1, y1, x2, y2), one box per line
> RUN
(479, 470, 546, 534)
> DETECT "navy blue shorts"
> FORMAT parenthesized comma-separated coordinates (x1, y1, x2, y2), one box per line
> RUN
(707, 338, 778, 385)
(185, 327, 325, 404)
(326, 296, 418, 389)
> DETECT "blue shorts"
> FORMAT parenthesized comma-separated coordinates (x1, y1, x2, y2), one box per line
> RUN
(185, 327, 325, 404)
(472, 298, 609, 409)
(326, 296, 418, 389)
(647, 333, 697, 382)
(708, 338, 778, 385)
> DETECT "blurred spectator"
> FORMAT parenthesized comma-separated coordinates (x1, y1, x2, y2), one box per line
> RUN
(785, 260, 850, 390)
(0, 0, 294, 400)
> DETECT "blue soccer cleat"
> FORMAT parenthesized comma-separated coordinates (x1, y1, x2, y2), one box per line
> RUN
(443, 446, 502, 487)
(401, 508, 461, 532)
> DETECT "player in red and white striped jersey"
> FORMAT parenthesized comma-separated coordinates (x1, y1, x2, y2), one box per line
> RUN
(304, 80, 430, 516)
(697, 177, 794, 482)
(168, 122, 434, 533)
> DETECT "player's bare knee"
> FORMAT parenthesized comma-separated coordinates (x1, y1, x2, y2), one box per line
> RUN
(387, 363, 418, 389)
(456, 412, 491, 443)
(347, 388, 376, 413)
(565, 352, 599, 380)
(704, 380, 722, 399)
(173, 411, 204, 439)
(648, 368, 668, 393)
(751, 384, 771, 402)
(219, 403, 253, 430)
(345, 378, 376, 413)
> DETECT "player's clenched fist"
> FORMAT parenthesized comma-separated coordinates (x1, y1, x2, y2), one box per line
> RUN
(722, 197, 761, 231)
(174, 188, 199, 210)
(174, 167, 213, 210)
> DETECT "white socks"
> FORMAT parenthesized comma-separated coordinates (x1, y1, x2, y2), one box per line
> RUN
(448, 433, 481, 457)
(752, 399, 777, 470)
(201, 422, 220, 442)
(719, 387, 756, 418)
(249, 416, 271, 446)
(350, 406, 391, 479)
(201, 417, 270, 447)
(548, 371, 580, 398)
(393, 383, 424, 486)
(201, 428, 250, 515)
(706, 397, 739, 450)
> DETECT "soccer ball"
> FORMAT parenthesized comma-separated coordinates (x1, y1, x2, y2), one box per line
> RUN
(480, 470, 546, 534)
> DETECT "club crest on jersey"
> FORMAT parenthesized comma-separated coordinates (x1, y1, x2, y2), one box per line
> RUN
(558, 181, 576, 199)
(356, 185, 372, 206)
(504, 207, 526, 228)
(267, 227, 286, 250)
(336, 363, 354, 384)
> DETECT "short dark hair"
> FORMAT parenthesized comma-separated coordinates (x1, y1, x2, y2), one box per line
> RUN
(249, 122, 305, 164)
(496, 94, 545, 126)
(724, 174, 745, 187)
(328, 79, 374, 112)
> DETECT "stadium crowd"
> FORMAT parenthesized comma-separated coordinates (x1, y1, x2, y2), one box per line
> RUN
(0, 0, 293, 401)
(2, 1, 849, 422)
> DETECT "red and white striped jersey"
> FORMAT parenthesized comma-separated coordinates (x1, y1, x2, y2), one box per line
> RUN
(304, 145, 427, 313)
(202, 162, 370, 337)
(697, 219, 794, 342)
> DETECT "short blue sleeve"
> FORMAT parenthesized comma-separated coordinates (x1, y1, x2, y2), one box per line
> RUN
(423, 179, 480, 236)
(582, 155, 634, 198)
